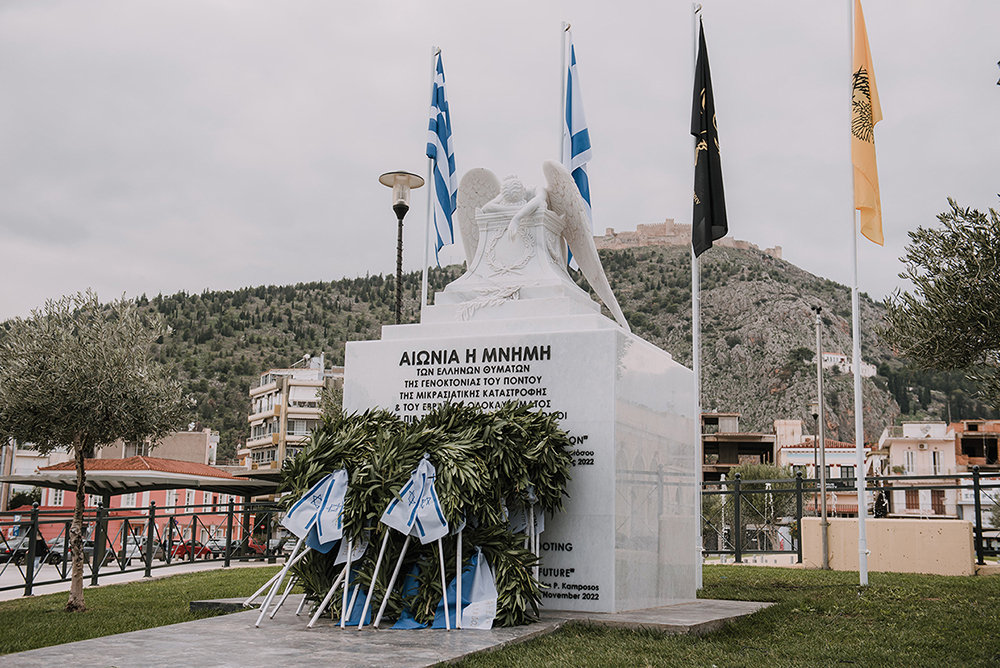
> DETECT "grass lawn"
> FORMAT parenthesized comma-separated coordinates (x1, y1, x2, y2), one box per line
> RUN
(1, 565, 998, 666)
(0, 565, 283, 655)
(451, 566, 1000, 668)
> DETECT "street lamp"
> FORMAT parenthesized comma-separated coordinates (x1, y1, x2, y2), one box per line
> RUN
(811, 305, 829, 569)
(379, 171, 425, 324)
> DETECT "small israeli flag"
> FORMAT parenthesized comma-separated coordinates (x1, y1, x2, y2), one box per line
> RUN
(426, 51, 457, 265)
(281, 474, 335, 539)
(381, 455, 449, 545)
(562, 36, 593, 268)
(315, 470, 349, 545)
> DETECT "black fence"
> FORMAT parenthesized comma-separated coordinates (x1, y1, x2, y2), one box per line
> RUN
(0, 500, 287, 597)
(701, 466, 1000, 565)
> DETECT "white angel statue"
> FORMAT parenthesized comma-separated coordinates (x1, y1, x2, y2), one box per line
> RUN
(431, 160, 629, 332)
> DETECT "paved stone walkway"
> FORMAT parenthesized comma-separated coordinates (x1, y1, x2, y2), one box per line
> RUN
(0, 596, 769, 668)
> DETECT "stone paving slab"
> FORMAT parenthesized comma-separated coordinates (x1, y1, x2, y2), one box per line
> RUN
(0, 597, 771, 668)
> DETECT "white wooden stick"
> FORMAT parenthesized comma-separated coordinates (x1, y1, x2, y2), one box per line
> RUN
(268, 575, 298, 619)
(294, 593, 309, 616)
(357, 531, 390, 629)
(438, 537, 450, 631)
(345, 583, 361, 624)
(244, 543, 313, 608)
(307, 565, 347, 628)
(373, 534, 411, 628)
(340, 539, 353, 629)
(255, 537, 305, 627)
(455, 530, 462, 629)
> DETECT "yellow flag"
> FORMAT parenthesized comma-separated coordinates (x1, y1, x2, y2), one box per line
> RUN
(852, 0, 883, 245)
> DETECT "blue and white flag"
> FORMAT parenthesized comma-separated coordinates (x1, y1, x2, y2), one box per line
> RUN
(426, 51, 457, 265)
(315, 469, 349, 545)
(281, 474, 335, 539)
(381, 455, 449, 544)
(562, 36, 593, 268)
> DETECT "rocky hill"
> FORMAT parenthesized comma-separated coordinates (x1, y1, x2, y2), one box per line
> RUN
(92, 246, 995, 461)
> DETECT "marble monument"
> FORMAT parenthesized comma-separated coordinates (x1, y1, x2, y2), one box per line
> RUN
(344, 160, 697, 612)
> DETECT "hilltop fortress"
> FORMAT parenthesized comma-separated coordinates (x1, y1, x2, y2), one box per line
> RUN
(595, 219, 782, 260)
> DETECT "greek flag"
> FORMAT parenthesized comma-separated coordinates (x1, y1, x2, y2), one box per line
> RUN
(562, 37, 593, 267)
(281, 474, 335, 539)
(380, 456, 449, 544)
(427, 51, 457, 265)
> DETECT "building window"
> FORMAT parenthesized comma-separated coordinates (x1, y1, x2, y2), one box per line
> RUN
(931, 490, 945, 515)
(124, 440, 150, 457)
(905, 489, 919, 510)
(841, 465, 854, 479)
(905, 451, 915, 474)
(164, 490, 176, 512)
(186, 490, 195, 508)
(932, 451, 941, 475)
(122, 492, 137, 508)
(289, 420, 308, 436)
(50, 489, 64, 506)
(89, 494, 102, 507)
(792, 465, 806, 478)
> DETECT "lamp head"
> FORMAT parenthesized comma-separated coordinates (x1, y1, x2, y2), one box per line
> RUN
(379, 171, 425, 214)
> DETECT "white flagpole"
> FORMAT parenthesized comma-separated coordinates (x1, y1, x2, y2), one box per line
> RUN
(268, 575, 298, 619)
(255, 536, 305, 627)
(420, 46, 440, 322)
(560, 23, 568, 158)
(307, 565, 348, 628)
(691, 2, 704, 591)
(455, 529, 462, 629)
(438, 537, 450, 630)
(849, 0, 870, 588)
(373, 534, 411, 628)
(340, 538, 353, 628)
(357, 531, 391, 629)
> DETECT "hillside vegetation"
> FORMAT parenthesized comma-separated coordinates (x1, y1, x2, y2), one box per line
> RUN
(61, 246, 993, 462)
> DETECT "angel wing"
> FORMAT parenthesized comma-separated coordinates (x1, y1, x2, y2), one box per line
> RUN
(455, 168, 501, 267)
(543, 160, 630, 332)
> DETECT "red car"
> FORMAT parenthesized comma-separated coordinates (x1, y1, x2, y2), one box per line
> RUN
(170, 540, 211, 559)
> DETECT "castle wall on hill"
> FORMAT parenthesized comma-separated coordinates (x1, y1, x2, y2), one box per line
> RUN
(596, 218, 782, 260)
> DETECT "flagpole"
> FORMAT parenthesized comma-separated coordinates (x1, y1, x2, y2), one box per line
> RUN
(560, 23, 568, 159)
(691, 2, 703, 591)
(420, 46, 440, 322)
(849, 0, 870, 588)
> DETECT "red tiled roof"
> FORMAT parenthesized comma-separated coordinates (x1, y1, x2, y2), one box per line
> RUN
(39, 456, 245, 480)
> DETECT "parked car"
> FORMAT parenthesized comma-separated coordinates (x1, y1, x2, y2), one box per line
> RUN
(171, 540, 211, 559)
(82, 540, 115, 567)
(205, 537, 228, 556)
(0, 534, 51, 565)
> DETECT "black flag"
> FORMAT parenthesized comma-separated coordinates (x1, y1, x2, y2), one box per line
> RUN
(691, 20, 728, 258)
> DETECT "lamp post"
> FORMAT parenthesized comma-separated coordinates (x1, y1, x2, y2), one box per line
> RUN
(379, 171, 425, 324)
(811, 305, 829, 570)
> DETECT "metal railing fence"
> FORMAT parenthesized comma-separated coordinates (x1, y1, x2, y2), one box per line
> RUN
(701, 467, 1000, 565)
(0, 500, 285, 597)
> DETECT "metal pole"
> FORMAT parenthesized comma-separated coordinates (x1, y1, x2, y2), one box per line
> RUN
(733, 474, 742, 564)
(691, 1, 705, 590)
(224, 499, 234, 568)
(420, 46, 439, 321)
(973, 466, 985, 565)
(813, 306, 829, 569)
(394, 204, 408, 325)
(145, 501, 156, 578)
(795, 472, 804, 563)
(849, 0, 870, 587)
(24, 503, 39, 596)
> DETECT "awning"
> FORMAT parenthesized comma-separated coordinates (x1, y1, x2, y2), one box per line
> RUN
(288, 385, 319, 404)
(0, 471, 277, 498)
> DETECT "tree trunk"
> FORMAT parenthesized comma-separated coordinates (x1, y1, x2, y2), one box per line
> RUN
(66, 436, 87, 612)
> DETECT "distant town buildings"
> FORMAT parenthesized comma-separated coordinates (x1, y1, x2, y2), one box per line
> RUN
(595, 219, 782, 259)
(817, 352, 877, 378)
(241, 355, 343, 469)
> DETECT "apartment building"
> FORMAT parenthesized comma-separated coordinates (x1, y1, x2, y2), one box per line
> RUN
(242, 355, 344, 469)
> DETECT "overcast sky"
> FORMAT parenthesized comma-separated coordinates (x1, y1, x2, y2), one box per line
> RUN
(1, 0, 997, 321)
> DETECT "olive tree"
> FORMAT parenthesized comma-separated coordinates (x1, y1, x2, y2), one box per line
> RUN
(881, 198, 1000, 407)
(0, 292, 185, 612)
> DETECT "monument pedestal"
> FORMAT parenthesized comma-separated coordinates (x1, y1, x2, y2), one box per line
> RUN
(344, 313, 697, 613)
